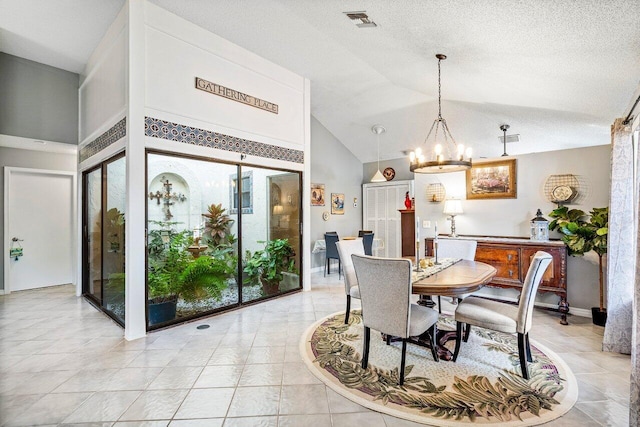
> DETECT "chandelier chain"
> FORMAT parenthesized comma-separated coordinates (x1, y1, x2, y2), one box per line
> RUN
(438, 57, 442, 119)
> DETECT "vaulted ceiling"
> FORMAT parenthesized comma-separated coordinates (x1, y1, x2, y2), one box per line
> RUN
(2, 0, 638, 162)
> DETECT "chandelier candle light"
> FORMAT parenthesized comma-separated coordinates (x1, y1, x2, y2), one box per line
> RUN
(409, 54, 472, 174)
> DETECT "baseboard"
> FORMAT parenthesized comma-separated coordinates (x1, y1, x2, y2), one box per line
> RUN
(0, 289, 5, 295)
(471, 291, 592, 318)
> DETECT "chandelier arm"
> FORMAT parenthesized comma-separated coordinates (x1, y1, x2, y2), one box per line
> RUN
(423, 119, 438, 144)
(441, 119, 458, 145)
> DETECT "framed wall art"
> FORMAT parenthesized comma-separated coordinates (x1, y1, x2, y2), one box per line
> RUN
(311, 183, 325, 206)
(466, 159, 517, 199)
(331, 193, 345, 215)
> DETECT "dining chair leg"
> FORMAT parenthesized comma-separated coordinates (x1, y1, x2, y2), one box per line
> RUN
(324, 257, 328, 277)
(338, 259, 342, 279)
(344, 295, 351, 324)
(429, 323, 439, 362)
(517, 333, 529, 380)
(453, 321, 463, 362)
(463, 323, 471, 342)
(525, 333, 533, 363)
(361, 326, 371, 369)
(437, 296, 442, 314)
(386, 334, 391, 345)
(399, 339, 407, 386)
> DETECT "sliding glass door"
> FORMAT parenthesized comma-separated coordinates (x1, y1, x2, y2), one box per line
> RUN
(146, 151, 302, 329)
(82, 153, 126, 325)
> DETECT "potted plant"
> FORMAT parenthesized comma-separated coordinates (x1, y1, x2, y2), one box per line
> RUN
(549, 206, 608, 326)
(243, 239, 297, 295)
(147, 226, 235, 325)
(202, 203, 235, 248)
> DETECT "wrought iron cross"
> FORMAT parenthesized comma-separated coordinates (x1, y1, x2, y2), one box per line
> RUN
(148, 176, 187, 221)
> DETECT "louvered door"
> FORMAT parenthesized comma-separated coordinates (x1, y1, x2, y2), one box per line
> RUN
(363, 180, 413, 258)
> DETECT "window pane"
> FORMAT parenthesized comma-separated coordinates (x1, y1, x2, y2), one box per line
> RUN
(103, 156, 126, 323)
(241, 167, 301, 303)
(147, 153, 239, 328)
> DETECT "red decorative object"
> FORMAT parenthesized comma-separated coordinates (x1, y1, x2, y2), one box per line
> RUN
(404, 192, 412, 210)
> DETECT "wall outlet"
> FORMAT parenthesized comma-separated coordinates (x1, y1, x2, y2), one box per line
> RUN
(422, 220, 431, 228)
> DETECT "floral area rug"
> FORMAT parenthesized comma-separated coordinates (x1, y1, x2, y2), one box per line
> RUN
(300, 310, 577, 426)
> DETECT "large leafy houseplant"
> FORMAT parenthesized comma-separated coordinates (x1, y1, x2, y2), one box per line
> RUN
(549, 206, 608, 323)
(202, 203, 235, 249)
(244, 239, 297, 295)
(147, 224, 235, 324)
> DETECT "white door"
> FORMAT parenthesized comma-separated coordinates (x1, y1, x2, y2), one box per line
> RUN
(363, 180, 413, 258)
(4, 168, 75, 292)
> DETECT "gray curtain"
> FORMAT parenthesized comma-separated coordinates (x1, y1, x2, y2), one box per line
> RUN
(603, 118, 634, 354)
(605, 117, 639, 424)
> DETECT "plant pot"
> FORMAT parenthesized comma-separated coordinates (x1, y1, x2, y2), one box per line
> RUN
(261, 280, 280, 295)
(149, 299, 177, 325)
(591, 307, 607, 326)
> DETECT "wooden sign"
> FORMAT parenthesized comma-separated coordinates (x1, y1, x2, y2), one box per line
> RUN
(195, 77, 278, 114)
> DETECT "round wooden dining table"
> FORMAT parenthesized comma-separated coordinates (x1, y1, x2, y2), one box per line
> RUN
(412, 259, 497, 297)
(411, 260, 497, 360)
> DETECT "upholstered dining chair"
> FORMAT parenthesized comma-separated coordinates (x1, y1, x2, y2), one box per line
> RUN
(362, 232, 374, 256)
(352, 254, 440, 386)
(452, 251, 553, 380)
(336, 239, 365, 324)
(324, 232, 341, 277)
(433, 239, 478, 312)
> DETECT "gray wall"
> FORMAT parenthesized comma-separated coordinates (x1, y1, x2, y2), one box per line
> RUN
(0, 147, 77, 290)
(310, 117, 363, 270)
(0, 53, 79, 144)
(364, 144, 612, 313)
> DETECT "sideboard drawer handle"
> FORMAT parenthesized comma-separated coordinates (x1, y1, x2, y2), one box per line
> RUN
(509, 270, 513, 277)
(507, 254, 513, 261)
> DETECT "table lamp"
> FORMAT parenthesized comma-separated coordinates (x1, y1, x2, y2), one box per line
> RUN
(443, 199, 463, 237)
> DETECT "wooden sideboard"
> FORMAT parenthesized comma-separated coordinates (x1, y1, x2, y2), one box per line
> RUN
(399, 209, 415, 257)
(424, 235, 569, 324)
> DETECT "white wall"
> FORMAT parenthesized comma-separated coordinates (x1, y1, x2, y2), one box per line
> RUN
(310, 117, 364, 270)
(142, 3, 307, 170)
(364, 144, 611, 312)
(78, 6, 128, 149)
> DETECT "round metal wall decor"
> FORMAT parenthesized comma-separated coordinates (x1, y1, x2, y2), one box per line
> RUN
(426, 183, 446, 203)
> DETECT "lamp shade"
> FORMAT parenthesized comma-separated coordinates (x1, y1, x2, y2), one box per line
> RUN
(443, 199, 463, 215)
(273, 205, 284, 215)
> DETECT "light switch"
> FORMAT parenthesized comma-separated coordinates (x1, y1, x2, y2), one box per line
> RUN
(423, 220, 431, 228)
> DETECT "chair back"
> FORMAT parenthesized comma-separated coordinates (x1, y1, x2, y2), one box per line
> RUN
(358, 230, 373, 237)
(517, 251, 553, 334)
(324, 233, 340, 259)
(362, 233, 374, 256)
(436, 239, 477, 260)
(336, 240, 365, 295)
(352, 255, 412, 339)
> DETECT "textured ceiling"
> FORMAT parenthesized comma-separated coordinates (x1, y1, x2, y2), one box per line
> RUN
(2, 0, 639, 162)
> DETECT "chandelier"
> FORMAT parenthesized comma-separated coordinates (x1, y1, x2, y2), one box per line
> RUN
(409, 54, 472, 174)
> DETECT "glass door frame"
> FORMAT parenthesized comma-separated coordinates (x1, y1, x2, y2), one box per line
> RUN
(81, 151, 126, 327)
(145, 149, 303, 331)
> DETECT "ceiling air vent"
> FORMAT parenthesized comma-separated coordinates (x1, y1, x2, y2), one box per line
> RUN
(497, 134, 520, 144)
(343, 11, 377, 28)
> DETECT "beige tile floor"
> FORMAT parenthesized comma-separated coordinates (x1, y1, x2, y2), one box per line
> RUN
(0, 272, 631, 426)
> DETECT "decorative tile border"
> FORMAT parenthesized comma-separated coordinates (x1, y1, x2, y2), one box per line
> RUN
(144, 116, 304, 164)
(79, 117, 127, 163)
